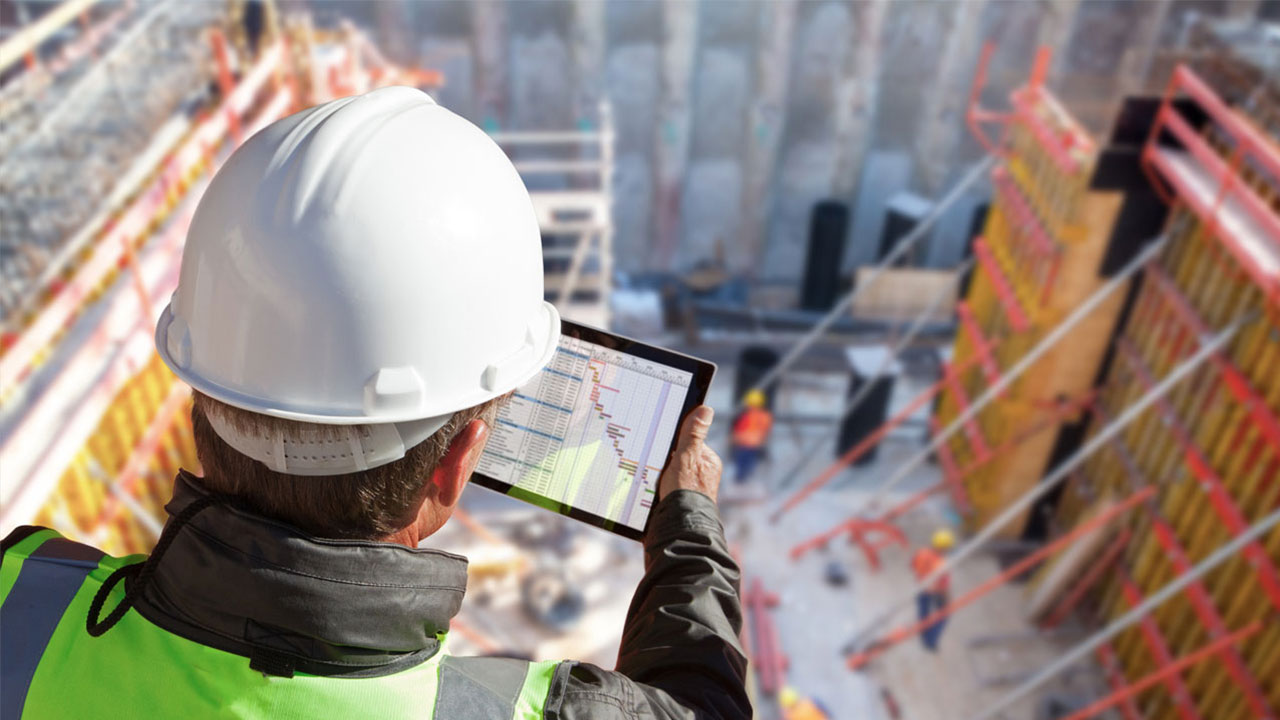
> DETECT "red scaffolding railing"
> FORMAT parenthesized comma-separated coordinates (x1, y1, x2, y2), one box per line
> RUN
(989, 168, 1064, 306)
(1095, 643, 1144, 720)
(1145, 263, 1280, 450)
(1072, 622, 1263, 720)
(972, 238, 1032, 333)
(1142, 65, 1280, 305)
(1118, 572, 1202, 720)
(956, 302, 1002, 387)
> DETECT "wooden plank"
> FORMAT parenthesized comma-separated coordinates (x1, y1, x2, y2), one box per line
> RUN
(851, 267, 958, 322)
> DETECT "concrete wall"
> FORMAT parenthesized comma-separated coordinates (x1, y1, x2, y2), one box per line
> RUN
(346, 0, 1272, 282)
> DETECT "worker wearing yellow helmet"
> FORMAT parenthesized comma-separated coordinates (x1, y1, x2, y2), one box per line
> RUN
(0, 87, 748, 719)
(779, 686, 831, 720)
(730, 387, 774, 484)
(911, 527, 956, 652)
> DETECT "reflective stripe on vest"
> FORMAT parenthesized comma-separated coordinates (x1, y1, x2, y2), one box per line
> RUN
(0, 529, 559, 719)
(1, 531, 105, 720)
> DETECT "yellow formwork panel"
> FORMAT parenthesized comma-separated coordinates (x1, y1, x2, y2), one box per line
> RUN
(1063, 188, 1280, 719)
(0, 139, 221, 409)
(34, 353, 198, 556)
(934, 84, 1138, 538)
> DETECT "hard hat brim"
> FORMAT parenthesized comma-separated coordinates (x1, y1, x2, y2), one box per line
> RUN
(156, 300, 562, 426)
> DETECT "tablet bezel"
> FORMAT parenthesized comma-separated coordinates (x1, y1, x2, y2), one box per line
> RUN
(470, 319, 716, 541)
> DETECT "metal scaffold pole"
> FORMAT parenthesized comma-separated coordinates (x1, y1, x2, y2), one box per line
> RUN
(738, 155, 995, 409)
(965, 505, 1280, 720)
(842, 310, 1248, 652)
(810, 235, 1168, 523)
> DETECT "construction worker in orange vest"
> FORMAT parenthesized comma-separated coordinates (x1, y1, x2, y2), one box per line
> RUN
(778, 686, 830, 720)
(912, 528, 955, 652)
(730, 388, 773, 484)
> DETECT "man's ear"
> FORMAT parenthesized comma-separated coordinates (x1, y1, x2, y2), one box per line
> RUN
(429, 418, 490, 507)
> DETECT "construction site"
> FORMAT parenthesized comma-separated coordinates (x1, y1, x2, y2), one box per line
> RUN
(2, 1, 1279, 718)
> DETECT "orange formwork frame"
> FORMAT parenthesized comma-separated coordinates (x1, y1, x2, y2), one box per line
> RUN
(841, 310, 1243, 659)
(1081, 388, 1278, 719)
(1068, 622, 1263, 720)
(775, 236, 1166, 527)
(1094, 643, 1144, 720)
(1008, 62, 1280, 720)
(965, 506, 1280, 720)
(1143, 67, 1280, 297)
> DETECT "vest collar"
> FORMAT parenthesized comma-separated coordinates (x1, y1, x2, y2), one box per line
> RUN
(134, 472, 469, 677)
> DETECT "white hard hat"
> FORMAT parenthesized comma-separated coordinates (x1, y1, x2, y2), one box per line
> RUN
(156, 86, 560, 475)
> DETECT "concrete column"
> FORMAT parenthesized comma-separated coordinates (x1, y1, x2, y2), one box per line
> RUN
(1117, 0, 1173, 96)
(471, 0, 508, 127)
(912, 0, 987, 195)
(680, 4, 756, 271)
(739, 0, 797, 275)
(762, 1, 853, 283)
(570, 0, 606, 119)
(604, 2, 662, 270)
(1034, 0, 1083, 84)
(507, 4, 573, 133)
(653, 0, 698, 270)
(831, 0, 887, 199)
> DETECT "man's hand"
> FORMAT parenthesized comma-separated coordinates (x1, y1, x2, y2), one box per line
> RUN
(657, 406, 722, 503)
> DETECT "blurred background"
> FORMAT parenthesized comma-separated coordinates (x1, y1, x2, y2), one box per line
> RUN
(2, 1, 1279, 718)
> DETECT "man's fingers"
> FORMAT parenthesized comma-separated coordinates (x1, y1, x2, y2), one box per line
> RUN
(676, 405, 714, 454)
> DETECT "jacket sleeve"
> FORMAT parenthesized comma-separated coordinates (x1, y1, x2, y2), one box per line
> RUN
(548, 490, 751, 720)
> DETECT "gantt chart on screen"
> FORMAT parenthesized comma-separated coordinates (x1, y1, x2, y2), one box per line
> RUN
(477, 337, 692, 531)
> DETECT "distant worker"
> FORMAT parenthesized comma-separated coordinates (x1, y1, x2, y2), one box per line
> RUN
(912, 528, 955, 652)
(731, 388, 774, 484)
(0, 88, 748, 719)
(779, 686, 831, 720)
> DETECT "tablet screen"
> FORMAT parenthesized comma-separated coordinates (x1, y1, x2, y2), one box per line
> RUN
(473, 321, 714, 539)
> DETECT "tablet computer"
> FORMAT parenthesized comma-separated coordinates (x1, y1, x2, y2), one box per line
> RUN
(473, 320, 716, 540)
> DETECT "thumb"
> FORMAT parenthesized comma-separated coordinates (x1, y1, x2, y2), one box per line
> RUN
(675, 405, 714, 455)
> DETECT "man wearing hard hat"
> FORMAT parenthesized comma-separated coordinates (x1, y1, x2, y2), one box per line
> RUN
(730, 388, 774, 484)
(0, 88, 748, 719)
(911, 528, 956, 652)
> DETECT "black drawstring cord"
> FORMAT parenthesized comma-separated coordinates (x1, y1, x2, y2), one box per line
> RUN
(87, 495, 218, 637)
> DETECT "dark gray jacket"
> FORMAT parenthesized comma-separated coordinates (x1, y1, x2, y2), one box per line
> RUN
(127, 474, 751, 719)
